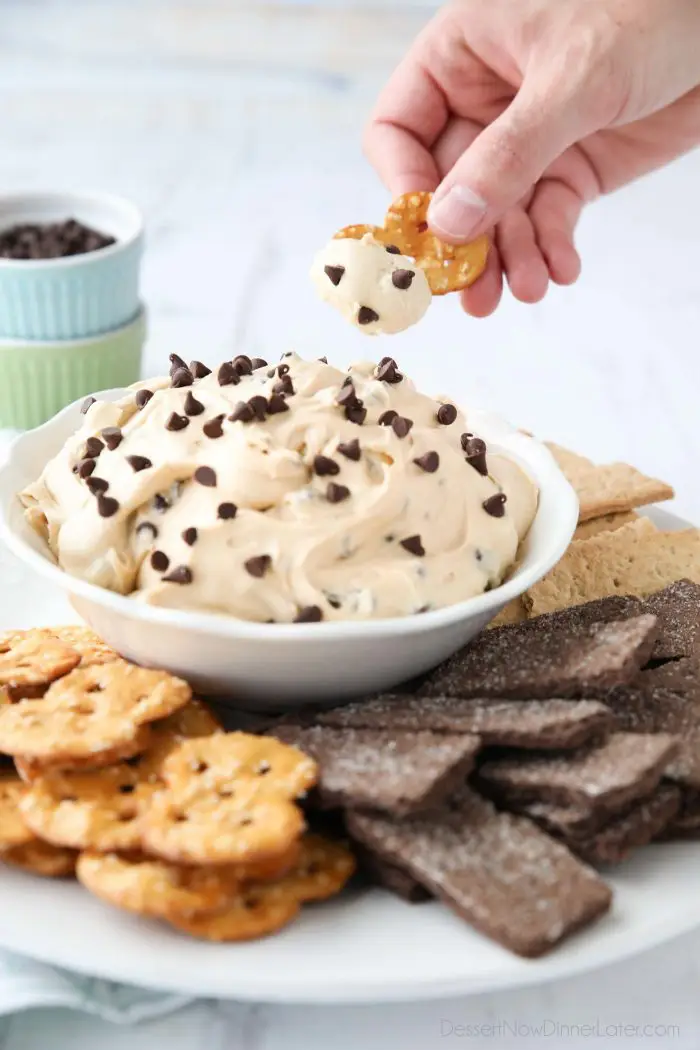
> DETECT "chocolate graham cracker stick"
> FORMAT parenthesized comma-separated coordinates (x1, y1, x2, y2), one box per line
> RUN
(355, 847, 432, 904)
(301, 695, 614, 750)
(477, 732, 678, 814)
(270, 725, 481, 817)
(607, 662, 700, 788)
(419, 614, 658, 700)
(523, 783, 681, 865)
(347, 789, 612, 957)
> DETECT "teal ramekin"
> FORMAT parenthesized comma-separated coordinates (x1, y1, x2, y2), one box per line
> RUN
(0, 307, 146, 430)
(0, 192, 143, 341)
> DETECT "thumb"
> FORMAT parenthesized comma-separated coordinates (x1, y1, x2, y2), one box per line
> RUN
(428, 88, 586, 243)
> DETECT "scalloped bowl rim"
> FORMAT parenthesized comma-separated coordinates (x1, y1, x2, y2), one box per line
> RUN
(0, 389, 579, 642)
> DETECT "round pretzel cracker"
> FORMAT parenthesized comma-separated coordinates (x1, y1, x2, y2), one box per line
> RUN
(0, 771, 34, 850)
(141, 788, 305, 867)
(0, 662, 191, 762)
(13, 724, 154, 783)
(384, 192, 490, 295)
(0, 633, 80, 699)
(20, 764, 156, 852)
(169, 881, 301, 942)
(158, 732, 318, 801)
(279, 832, 356, 903)
(35, 626, 118, 668)
(167, 834, 355, 942)
(2, 840, 77, 878)
(76, 851, 240, 919)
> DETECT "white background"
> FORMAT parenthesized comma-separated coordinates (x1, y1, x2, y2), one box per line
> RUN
(1, 1, 700, 1046)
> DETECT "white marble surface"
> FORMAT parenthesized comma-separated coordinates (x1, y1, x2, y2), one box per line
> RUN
(2, 1, 700, 1046)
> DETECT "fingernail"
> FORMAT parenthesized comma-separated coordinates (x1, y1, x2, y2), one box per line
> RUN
(428, 185, 488, 241)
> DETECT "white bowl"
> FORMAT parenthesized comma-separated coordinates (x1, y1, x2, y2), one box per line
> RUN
(0, 393, 578, 709)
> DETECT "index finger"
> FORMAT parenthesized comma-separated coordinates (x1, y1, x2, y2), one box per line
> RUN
(363, 50, 448, 197)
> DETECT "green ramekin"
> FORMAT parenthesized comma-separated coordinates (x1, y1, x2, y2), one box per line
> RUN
(0, 307, 145, 430)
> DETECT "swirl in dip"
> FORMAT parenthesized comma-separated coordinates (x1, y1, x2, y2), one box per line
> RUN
(21, 354, 538, 623)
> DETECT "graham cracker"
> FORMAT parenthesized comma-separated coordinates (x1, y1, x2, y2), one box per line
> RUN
(488, 598, 527, 628)
(574, 512, 640, 542)
(523, 518, 700, 618)
(546, 443, 674, 522)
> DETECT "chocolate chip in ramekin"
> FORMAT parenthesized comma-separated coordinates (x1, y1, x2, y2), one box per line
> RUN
(194, 466, 217, 487)
(190, 360, 212, 379)
(400, 534, 425, 557)
(245, 555, 271, 578)
(436, 403, 457, 426)
(126, 455, 152, 472)
(162, 565, 193, 585)
(184, 391, 205, 417)
(483, 493, 507, 518)
(218, 502, 237, 520)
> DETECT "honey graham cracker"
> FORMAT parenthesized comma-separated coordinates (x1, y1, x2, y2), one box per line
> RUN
(524, 518, 700, 618)
(546, 443, 674, 522)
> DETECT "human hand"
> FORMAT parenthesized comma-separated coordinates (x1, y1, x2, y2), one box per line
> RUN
(364, 0, 700, 316)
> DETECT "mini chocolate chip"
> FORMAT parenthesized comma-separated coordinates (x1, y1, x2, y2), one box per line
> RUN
(229, 401, 254, 423)
(327, 596, 342, 609)
(126, 455, 152, 472)
(80, 396, 96, 415)
(475, 548, 483, 562)
(162, 565, 193, 585)
(171, 367, 194, 388)
(190, 359, 212, 379)
(272, 374, 294, 396)
(385, 245, 401, 254)
(150, 550, 170, 572)
(153, 494, 170, 513)
(136, 521, 158, 539)
(357, 306, 379, 326)
(294, 606, 323, 623)
(378, 409, 398, 426)
(417, 220, 429, 233)
(400, 534, 425, 557)
(277, 363, 290, 377)
(100, 426, 122, 451)
(248, 395, 268, 421)
(233, 355, 253, 376)
(318, 355, 328, 364)
(335, 383, 357, 408)
(391, 269, 414, 290)
(324, 264, 345, 286)
(337, 439, 360, 461)
(281, 352, 294, 359)
(326, 482, 350, 503)
(245, 555, 271, 578)
(483, 493, 507, 518)
(135, 389, 153, 410)
(413, 451, 439, 473)
(375, 356, 402, 384)
(203, 414, 225, 439)
(267, 393, 289, 415)
(217, 362, 240, 387)
(182, 527, 198, 546)
(217, 502, 237, 520)
(84, 437, 104, 459)
(194, 466, 217, 487)
(165, 412, 189, 432)
(345, 404, 367, 426)
(169, 353, 188, 376)
(461, 434, 488, 476)
(392, 415, 413, 439)
(86, 476, 109, 495)
(313, 455, 340, 477)
(184, 391, 205, 416)
(97, 495, 120, 518)
(436, 403, 457, 425)
(251, 357, 268, 370)
(77, 458, 96, 479)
